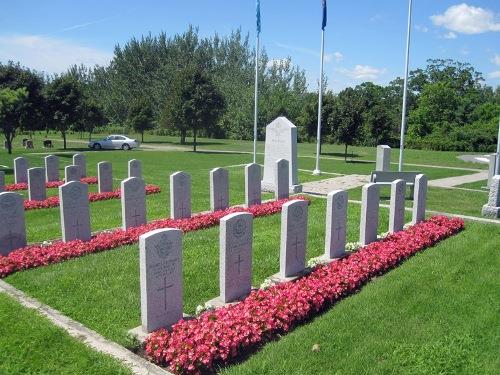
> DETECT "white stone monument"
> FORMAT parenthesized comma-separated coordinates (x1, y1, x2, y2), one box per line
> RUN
(324, 190, 347, 259)
(28, 167, 46, 201)
(376, 145, 391, 171)
(45, 155, 59, 182)
(98, 161, 113, 193)
(65, 165, 80, 182)
(73, 153, 86, 178)
(389, 179, 406, 233)
(59, 181, 91, 242)
(0, 192, 27, 256)
(412, 174, 427, 224)
(128, 159, 142, 179)
(170, 172, 191, 219)
(482, 175, 500, 218)
(262, 117, 302, 193)
(245, 163, 261, 207)
(275, 159, 289, 200)
(210, 168, 229, 212)
(14, 157, 28, 184)
(121, 177, 147, 229)
(360, 183, 380, 246)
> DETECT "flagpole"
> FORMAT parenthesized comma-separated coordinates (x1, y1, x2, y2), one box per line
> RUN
(253, 34, 259, 164)
(398, 0, 413, 172)
(495, 115, 500, 175)
(313, 28, 325, 175)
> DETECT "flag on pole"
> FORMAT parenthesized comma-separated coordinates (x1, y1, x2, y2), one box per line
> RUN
(256, 0, 261, 34)
(322, 0, 327, 30)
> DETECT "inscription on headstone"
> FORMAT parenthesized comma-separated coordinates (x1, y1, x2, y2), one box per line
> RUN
(140, 228, 183, 333)
(245, 163, 261, 207)
(389, 179, 406, 233)
(73, 153, 86, 178)
(65, 165, 79, 182)
(275, 159, 289, 200)
(28, 167, 47, 201)
(412, 174, 427, 224)
(98, 161, 113, 193)
(121, 177, 147, 229)
(59, 181, 91, 242)
(359, 183, 380, 246)
(210, 168, 229, 212)
(279, 199, 308, 278)
(14, 157, 28, 184)
(170, 171, 192, 219)
(45, 155, 59, 182)
(128, 159, 142, 179)
(325, 190, 347, 259)
(0, 192, 27, 256)
(376, 145, 391, 171)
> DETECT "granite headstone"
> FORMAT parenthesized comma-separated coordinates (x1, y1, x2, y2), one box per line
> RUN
(0, 192, 27, 256)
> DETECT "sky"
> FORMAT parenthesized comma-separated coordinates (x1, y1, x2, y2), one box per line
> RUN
(0, 0, 499, 92)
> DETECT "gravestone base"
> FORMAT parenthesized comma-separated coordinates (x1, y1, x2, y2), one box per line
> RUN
(261, 182, 302, 194)
(205, 287, 257, 309)
(128, 313, 192, 343)
(269, 268, 312, 284)
(481, 204, 500, 218)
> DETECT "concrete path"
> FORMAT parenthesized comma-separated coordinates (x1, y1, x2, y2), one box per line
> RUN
(428, 171, 488, 188)
(302, 175, 369, 195)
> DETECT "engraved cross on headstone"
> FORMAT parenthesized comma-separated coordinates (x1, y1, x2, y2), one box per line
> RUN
(179, 201, 188, 217)
(234, 252, 244, 275)
(218, 195, 225, 209)
(6, 230, 16, 249)
(72, 220, 83, 237)
(290, 233, 304, 263)
(335, 222, 344, 240)
(157, 276, 174, 311)
(132, 209, 141, 226)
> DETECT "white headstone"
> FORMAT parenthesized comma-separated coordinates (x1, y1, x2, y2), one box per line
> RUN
(73, 153, 86, 178)
(59, 181, 91, 242)
(65, 165, 80, 182)
(325, 190, 347, 259)
(0, 171, 4, 193)
(219, 212, 253, 303)
(170, 172, 191, 219)
(359, 183, 380, 246)
(376, 145, 391, 171)
(140, 228, 183, 333)
(98, 161, 113, 193)
(210, 168, 229, 212)
(45, 155, 59, 182)
(14, 157, 28, 184)
(28, 167, 46, 201)
(412, 174, 427, 224)
(128, 159, 142, 179)
(482, 175, 500, 218)
(245, 163, 261, 207)
(487, 154, 497, 188)
(262, 117, 302, 193)
(121, 177, 147, 229)
(389, 179, 406, 233)
(280, 199, 308, 278)
(275, 159, 289, 200)
(0, 192, 27, 256)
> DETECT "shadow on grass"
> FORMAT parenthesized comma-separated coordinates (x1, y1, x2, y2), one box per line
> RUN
(321, 152, 361, 158)
(0, 168, 14, 175)
(190, 150, 248, 156)
(142, 140, 226, 147)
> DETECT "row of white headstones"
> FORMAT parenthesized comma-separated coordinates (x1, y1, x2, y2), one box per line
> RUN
(135, 173, 428, 335)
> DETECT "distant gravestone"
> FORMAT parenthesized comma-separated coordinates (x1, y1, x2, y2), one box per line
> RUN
(389, 179, 406, 233)
(65, 165, 79, 182)
(325, 190, 347, 259)
(121, 177, 147, 229)
(275, 159, 289, 200)
(261, 117, 302, 193)
(210, 168, 229, 212)
(45, 155, 59, 182)
(139, 228, 183, 333)
(14, 157, 28, 184)
(218, 212, 253, 303)
(376, 145, 391, 171)
(98, 161, 113, 193)
(0, 171, 4, 193)
(279, 199, 308, 278)
(245, 163, 261, 207)
(28, 167, 46, 201)
(487, 154, 497, 188)
(482, 175, 500, 218)
(412, 174, 427, 224)
(170, 172, 191, 219)
(359, 183, 380, 246)
(0, 192, 27, 256)
(59, 181, 91, 242)
(128, 159, 142, 179)
(73, 153, 86, 178)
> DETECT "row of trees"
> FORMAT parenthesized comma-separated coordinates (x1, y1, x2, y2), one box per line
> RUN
(1, 26, 499, 156)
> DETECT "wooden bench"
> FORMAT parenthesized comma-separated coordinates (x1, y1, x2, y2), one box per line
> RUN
(369, 171, 421, 197)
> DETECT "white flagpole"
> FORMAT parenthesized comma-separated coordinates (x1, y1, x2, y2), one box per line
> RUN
(313, 27, 325, 175)
(496, 115, 500, 175)
(398, 0, 413, 172)
(253, 35, 259, 164)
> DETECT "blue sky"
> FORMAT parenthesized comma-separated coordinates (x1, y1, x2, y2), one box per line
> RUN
(0, 1, 499, 91)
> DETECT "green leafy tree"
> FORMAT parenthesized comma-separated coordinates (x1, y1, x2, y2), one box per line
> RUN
(0, 87, 28, 154)
(127, 99, 155, 142)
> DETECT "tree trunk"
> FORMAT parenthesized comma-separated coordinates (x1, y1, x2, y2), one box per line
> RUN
(193, 128, 197, 152)
(6, 134, 13, 154)
(88, 131, 93, 142)
(344, 144, 348, 162)
(62, 132, 67, 150)
(180, 130, 186, 145)
(141, 131, 144, 142)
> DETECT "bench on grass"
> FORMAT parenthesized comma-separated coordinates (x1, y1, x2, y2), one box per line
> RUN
(369, 171, 421, 197)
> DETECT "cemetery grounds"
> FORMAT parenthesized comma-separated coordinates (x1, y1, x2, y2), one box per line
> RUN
(0, 133, 498, 374)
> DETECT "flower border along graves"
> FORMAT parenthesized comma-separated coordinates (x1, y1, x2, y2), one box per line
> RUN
(144, 216, 464, 374)
(5, 177, 98, 191)
(23, 184, 161, 210)
(0, 197, 309, 278)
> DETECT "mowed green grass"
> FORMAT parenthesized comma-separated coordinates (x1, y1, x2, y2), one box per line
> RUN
(221, 222, 500, 375)
(0, 292, 132, 375)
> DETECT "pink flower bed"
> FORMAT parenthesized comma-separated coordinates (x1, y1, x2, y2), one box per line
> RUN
(144, 215, 464, 374)
(23, 184, 161, 210)
(5, 177, 98, 191)
(0, 197, 309, 278)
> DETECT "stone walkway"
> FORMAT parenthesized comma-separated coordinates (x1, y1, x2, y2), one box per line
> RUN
(428, 171, 488, 188)
(302, 175, 369, 195)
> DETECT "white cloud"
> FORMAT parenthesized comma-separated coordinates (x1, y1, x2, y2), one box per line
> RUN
(443, 31, 457, 39)
(415, 24, 429, 33)
(0, 34, 112, 74)
(335, 65, 387, 80)
(491, 54, 500, 66)
(488, 71, 500, 79)
(430, 3, 500, 34)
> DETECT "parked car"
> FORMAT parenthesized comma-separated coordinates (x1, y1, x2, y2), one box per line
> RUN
(88, 135, 140, 150)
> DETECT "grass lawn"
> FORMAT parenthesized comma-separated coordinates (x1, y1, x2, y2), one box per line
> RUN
(456, 179, 489, 190)
(0, 292, 132, 375)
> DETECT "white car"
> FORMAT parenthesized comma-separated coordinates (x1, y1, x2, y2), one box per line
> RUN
(88, 135, 140, 150)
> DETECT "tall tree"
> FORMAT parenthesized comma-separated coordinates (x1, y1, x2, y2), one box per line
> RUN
(0, 87, 28, 154)
(127, 99, 154, 142)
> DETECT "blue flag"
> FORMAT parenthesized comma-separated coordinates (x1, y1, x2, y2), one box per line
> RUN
(256, 0, 261, 34)
(322, 0, 327, 30)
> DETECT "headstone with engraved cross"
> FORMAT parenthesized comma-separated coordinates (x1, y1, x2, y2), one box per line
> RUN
(0, 171, 5, 193)
(325, 190, 348, 259)
(98, 161, 113, 193)
(121, 177, 147, 230)
(14, 157, 28, 184)
(389, 179, 406, 233)
(128, 159, 142, 179)
(210, 168, 229, 212)
(412, 174, 428, 224)
(59, 181, 91, 242)
(170, 171, 192, 219)
(360, 183, 380, 246)
(245, 163, 261, 207)
(139, 228, 183, 333)
(65, 165, 80, 182)
(275, 159, 289, 200)
(45, 154, 59, 182)
(28, 167, 47, 201)
(279, 199, 308, 278)
(0, 192, 27, 256)
(73, 153, 86, 178)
